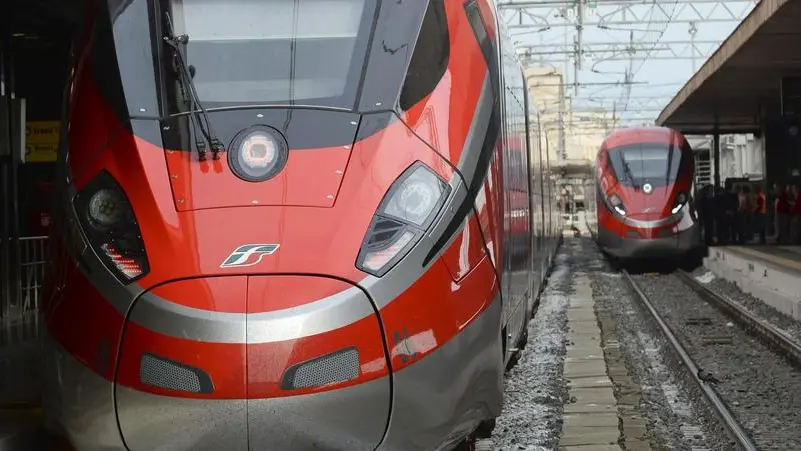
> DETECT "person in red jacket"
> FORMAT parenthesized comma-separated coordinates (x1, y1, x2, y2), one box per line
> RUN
(791, 183, 801, 244)
(775, 183, 790, 244)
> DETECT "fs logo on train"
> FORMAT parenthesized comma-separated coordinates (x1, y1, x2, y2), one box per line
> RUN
(220, 244, 280, 268)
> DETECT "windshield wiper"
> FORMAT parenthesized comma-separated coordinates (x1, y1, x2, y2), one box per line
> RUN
(621, 157, 639, 189)
(665, 143, 674, 188)
(162, 12, 223, 161)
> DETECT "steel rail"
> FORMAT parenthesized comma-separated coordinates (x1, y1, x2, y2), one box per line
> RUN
(621, 270, 757, 451)
(676, 269, 801, 369)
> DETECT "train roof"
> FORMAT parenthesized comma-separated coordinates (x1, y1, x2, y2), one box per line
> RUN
(602, 126, 687, 149)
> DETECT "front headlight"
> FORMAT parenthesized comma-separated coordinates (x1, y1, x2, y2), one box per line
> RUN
(671, 192, 688, 215)
(608, 193, 626, 216)
(73, 171, 149, 283)
(356, 162, 451, 277)
(228, 126, 289, 183)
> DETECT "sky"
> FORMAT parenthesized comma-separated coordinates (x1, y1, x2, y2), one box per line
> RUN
(500, 0, 757, 125)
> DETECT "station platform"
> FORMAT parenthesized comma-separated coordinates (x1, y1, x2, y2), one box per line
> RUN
(0, 314, 44, 450)
(703, 245, 801, 321)
(0, 315, 41, 405)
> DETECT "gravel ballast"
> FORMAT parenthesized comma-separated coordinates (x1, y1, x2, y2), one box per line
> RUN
(584, 240, 733, 451)
(689, 266, 801, 345)
(490, 239, 577, 450)
(631, 272, 801, 451)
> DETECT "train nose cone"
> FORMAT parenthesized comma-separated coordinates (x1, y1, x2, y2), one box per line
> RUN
(115, 277, 249, 450)
(114, 276, 390, 450)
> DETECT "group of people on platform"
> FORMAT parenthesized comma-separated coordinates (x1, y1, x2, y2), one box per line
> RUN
(694, 180, 801, 246)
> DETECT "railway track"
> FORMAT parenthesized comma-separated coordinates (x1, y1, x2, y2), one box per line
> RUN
(674, 270, 801, 368)
(623, 268, 801, 451)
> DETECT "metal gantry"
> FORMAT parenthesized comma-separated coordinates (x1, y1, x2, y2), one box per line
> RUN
(517, 39, 721, 62)
(506, 0, 755, 93)
(573, 96, 672, 113)
(501, 0, 756, 30)
(508, 0, 757, 159)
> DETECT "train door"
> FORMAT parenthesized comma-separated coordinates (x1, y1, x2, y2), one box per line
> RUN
(537, 119, 551, 253)
(543, 140, 555, 249)
(534, 110, 550, 281)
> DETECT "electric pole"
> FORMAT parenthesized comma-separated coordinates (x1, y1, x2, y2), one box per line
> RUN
(559, 71, 566, 162)
(574, 0, 584, 96)
(619, 31, 635, 113)
(610, 101, 617, 134)
(689, 21, 698, 72)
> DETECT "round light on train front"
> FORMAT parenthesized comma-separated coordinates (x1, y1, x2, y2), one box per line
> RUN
(394, 180, 437, 222)
(228, 126, 288, 182)
(242, 135, 276, 169)
(677, 192, 688, 204)
(384, 165, 446, 227)
(87, 188, 127, 229)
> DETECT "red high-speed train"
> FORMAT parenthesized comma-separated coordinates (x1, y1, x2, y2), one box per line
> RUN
(585, 126, 701, 261)
(40, 0, 561, 450)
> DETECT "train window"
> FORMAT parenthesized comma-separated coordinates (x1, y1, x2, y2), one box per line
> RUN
(160, 0, 377, 111)
(607, 142, 683, 187)
(90, 0, 161, 120)
(464, 0, 498, 94)
(398, 0, 450, 111)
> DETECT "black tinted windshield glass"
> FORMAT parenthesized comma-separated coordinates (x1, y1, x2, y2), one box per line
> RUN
(164, 0, 377, 110)
(608, 142, 682, 187)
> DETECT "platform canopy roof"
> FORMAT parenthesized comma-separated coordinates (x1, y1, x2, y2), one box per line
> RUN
(657, 0, 801, 135)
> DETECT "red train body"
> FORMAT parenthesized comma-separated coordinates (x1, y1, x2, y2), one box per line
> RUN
(585, 127, 702, 260)
(39, 0, 561, 450)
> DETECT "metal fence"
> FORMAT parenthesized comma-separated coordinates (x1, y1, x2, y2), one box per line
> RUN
(0, 236, 48, 346)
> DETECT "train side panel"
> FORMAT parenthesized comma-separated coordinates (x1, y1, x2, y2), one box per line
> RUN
(378, 1, 508, 449)
(525, 97, 546, 300)
(585, 151, 600, 238)
(380, 0, 541, 447)
(538, 117, 555, 262)
(495, 11, 532, 367)
(543, 142, 559, 259)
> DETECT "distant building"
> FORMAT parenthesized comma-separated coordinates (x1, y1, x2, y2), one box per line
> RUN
(687, 134, 762, 189)
(720, 134, 763, 182)
(524, 67, 564, 164)
(525, 67, 617, 219)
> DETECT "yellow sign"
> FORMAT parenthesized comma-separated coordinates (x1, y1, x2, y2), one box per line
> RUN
(24, 120, 60, 163)
(25, 142, 59, 163)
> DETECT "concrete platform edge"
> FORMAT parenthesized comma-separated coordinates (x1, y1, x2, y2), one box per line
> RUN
(559, 276, 624, 451)
(704, 248, 801, 321)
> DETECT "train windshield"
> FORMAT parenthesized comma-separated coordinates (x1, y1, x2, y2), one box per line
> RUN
(608, 142, 683, 188)
(161, 0, 377, 110)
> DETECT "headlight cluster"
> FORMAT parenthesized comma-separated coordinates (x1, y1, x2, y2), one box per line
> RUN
(228, 126, 288, 183)
(356, 162, 451, 277)
(608, 193, 626, 216)
(73, 171, 149, 283)
(671, 192, 688, 215)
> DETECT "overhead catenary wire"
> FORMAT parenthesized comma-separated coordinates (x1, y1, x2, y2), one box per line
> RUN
(508, 0, 755, 125)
